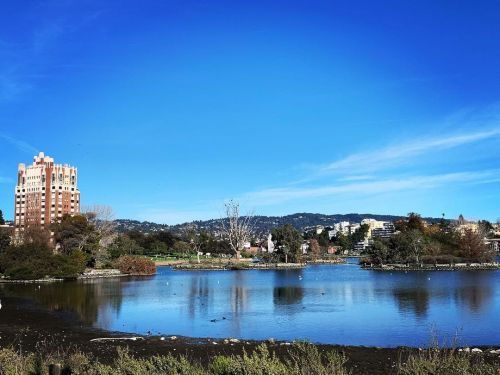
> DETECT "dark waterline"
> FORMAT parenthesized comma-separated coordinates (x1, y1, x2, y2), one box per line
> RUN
(1, 257, 500, 347)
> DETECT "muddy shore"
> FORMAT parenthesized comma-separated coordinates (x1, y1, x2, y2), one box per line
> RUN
(0, 294, 498, 375)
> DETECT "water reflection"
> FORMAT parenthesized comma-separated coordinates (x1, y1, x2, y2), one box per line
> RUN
(1, 265, 500, 347)
(187, 276, 211, 319)
(230, 271, 248, 317)
(393, 287, 430, 318)
(273, 287, 304, 306)
(273, 269, 304, 310)
(0, 279, 123, 326)
(389, 271, 496, 318)
(454, 272, 493, 313)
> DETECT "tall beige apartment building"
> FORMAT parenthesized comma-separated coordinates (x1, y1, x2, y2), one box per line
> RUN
(14, 152, 80, 230)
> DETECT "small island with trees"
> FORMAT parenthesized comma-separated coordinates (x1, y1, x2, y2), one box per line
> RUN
(361, 213, 499, 271)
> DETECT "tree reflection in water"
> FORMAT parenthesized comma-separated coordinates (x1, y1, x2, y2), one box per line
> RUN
(0, 279, 123, 327)
(391, 271, 495, 318)
(187, 275, 210, 319)
(273, 269, 304, 309)
(392, 287, 430, 318)
(454, 272, 493, 313)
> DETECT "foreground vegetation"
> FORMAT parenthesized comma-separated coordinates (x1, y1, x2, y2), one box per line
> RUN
(0, 343, 350, 375)
(398, 348, 500, 375)
(0, 343, 498, 375)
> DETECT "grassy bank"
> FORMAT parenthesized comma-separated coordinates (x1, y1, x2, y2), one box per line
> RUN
(0, 343, 498, 375)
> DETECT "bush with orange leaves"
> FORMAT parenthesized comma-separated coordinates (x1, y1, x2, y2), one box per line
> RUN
(114, 256, 156, 275)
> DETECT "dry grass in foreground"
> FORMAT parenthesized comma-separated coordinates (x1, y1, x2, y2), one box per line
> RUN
(0, 342, 498, 375)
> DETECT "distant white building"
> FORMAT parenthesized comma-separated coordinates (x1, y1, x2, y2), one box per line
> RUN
(328, 221, 361, 239)
(260, 233, 275, 253)
(301, 242, 309, 254)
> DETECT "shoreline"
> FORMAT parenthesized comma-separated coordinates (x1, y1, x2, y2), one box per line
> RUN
(362, 262, 500, 271)
(173, 262, 308, 270)
(2, 258, 499, 282)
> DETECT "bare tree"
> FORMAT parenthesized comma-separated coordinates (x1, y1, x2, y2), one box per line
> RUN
(220, 200, 254, 260)
(82, 205, 117, 265)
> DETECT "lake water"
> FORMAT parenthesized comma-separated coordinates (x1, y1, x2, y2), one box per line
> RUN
(2, 257, 500, 347)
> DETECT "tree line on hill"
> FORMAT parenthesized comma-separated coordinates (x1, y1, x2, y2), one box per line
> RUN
(114, 213, 412, 236)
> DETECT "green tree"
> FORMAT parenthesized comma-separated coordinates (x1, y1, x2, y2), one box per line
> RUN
(152, 230, 177, 248)
(335, 232, 352, 252)
(390, 230, 425, 264)
(0, 242, 85, 280)
(317, 230, 330, 250)
(367, 238, 390, 265)
(0, 209, 5, 225)
(351, 224, 369, 245)
(51, 215, 99, 262)
(272, 224, 302, 263)
(173, 240, 191, 256)
(108, 235, 144, 259)
(0, 227, 11, 253)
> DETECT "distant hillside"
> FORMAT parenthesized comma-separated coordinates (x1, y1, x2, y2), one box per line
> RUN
(115, 212, 437, 236)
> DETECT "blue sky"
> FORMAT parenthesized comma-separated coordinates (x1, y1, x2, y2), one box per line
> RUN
(0, 0, 499, 224)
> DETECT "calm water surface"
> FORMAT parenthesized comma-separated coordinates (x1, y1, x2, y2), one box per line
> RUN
(2, 257, 500, 347)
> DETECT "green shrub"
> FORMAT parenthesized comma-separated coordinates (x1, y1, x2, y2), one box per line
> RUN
(145, 353, 206, 375)
(287, 342, 350, 375)
(399, 348, 499, 375)
(114, 256, 156, 275)
(210, 355, 239, 375)
(210, 344, 290, 375)
(227, 263, 251, 270)
(240, 251, 252, 259)
(0, 243, 86, 280)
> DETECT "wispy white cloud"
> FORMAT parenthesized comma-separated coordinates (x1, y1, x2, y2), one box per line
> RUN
(242, 170, 500, 206)
(337, 175, 374, 182)
(316, 128, 500, 176)
(0, 134, 38, 154)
